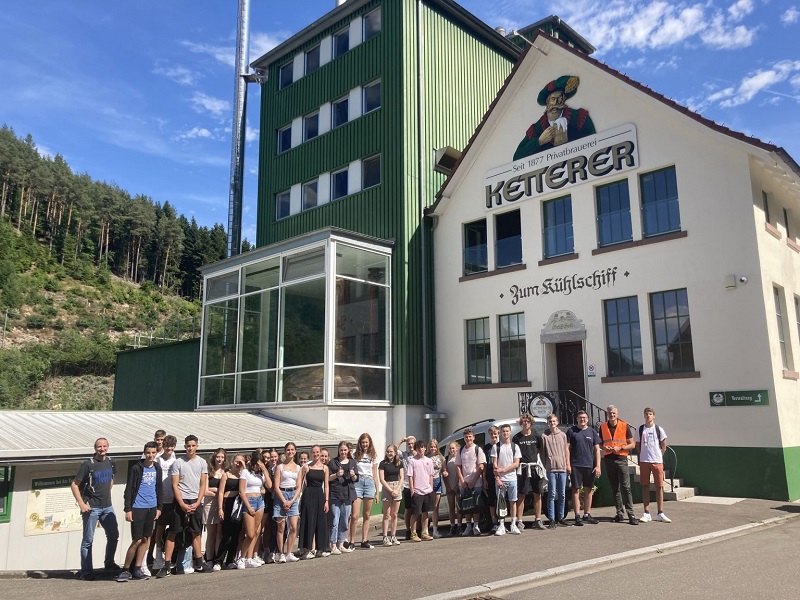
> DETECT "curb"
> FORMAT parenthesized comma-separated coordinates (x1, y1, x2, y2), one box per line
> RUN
(414, 514, 799, 600)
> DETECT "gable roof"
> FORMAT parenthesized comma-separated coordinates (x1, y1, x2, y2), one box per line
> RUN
(428, 32, 800, 215)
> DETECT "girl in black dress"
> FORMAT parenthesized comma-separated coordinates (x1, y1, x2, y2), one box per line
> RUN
(299, 445, 330, 558)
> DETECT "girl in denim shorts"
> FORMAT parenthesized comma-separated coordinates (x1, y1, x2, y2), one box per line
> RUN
(273, 442, 305, 563)
(348, 433, 379, 549)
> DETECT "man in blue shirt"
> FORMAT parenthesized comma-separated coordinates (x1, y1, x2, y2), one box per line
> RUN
(566, 411, 601, 525)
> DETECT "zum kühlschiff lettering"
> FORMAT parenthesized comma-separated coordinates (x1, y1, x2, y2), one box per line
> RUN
(509, 267, 618, 305)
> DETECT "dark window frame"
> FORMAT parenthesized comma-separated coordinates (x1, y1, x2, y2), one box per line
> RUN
(650, 288, 694, 374)
(495, 209, 522, 269)
(542, 195, 574, 259)
(596, 179, 633, 247)
(465, 317, 492, 385)
(640, 166, 681, 238)
(463, 219, 488, 276)
(498, 312, 527, 383)
(604, 296, 643, 377)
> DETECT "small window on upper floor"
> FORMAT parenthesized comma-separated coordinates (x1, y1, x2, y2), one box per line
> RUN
(363, 7, 381, 41)
(596, 179, 633, 247)
(762, 191, 771, 224)
(277, 125, 292, 154)
(362, 155, 381, 189)
(279, 63, 293, 89)
(363, 80, 381, 114)
(302, 181, 318, 211)
(640, 166, 680, 238)
(304, 112, 319, 142)
(542, 195, 573, 258)
(305, 45, 321, 75)
(332, 97, 349, 128)
(463, 219, 488, 276)
(276, 190, 291, 220)
(333, 28, 350, 58)
(331, 168, 349, 201)
(495, 210, 522, 269)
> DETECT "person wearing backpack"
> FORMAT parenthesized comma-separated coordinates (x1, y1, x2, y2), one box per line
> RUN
(491, 424, 522, 535)
(70, 437, 120, 581)
(635, 407, 671, 523)
(454, 427, 486, 536)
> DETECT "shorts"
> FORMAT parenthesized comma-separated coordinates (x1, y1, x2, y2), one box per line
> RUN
(411, 492, 434, 515)
(496, 478, 518, 503)
(273, 489, 300, 518)
(639, 462, 664, 487)
(402, 487, 413, 510)
(432, 477, 443, 495)
(202, 497, 220, 525)
(156, 502, 174, 526)
(130, 507, 157, 539)
(381, 480, 402, 503)
(170, 499, 203, 535)
(354, 476, 376, 499)
(245, 495, 265, 512)
(570, 466, 597, 490)
(517, 469, 541, 496)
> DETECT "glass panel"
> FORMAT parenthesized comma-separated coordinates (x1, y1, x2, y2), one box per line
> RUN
(282, 278, 326, 366)
(240, 289, 279, 372)
(302, 181, 318, 211)
(333, 365, 388, 400)
(362, 155, 380, 188)
(200, 375, 236, 406)
(604, 296, 643, 377)
(281, 365, 325, 402)
(305, 46, 320, 74)
(596, 180, 632, 246)
(641, 166, 680, 237)
(495, 210, 522, 268)
(201, 298, 239, 375)
(278, 126, 292, 153)
(466, 317, 491, 384)
(239, 371, 277, 404)
(651, 288, 694, 373)
(304, 113, 319, 141)
(244, 258, 279, 293)
(543, 196, 573, 258)
(463, 219, 488, 275)
(206, 271, 239, 301)
(332, 98, 349, 128)
(333, 29, 349, 58)
(331, 169, 348, 200)
(279, 63, 293, 88)
(363, 81, 381, 113)
(363, 7, 381, 41)
(276, 191, 291, 220)
(283, 247, 325, 282)
(336, 245, 388, 284)
(335, 279, 387, 366)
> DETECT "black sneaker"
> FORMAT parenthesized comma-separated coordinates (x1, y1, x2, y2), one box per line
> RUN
(116, 570, 131, 583)
(104, 563, 122, 573)
(547, 521, 557, 529)
(360, 541, 374, 549)
(629, 516, 639, 525)
(132, 568, 150, 581)
(583, 514, 599, 524)
(155, 563, 172, 578)
(557, 519, 571, 527)
(613, 514, 625, 523)
(574, 516, 584, 526)
(193, 557, 205, 572)
(533, 520, 546, 530)
(78, 572, 96, 581)
(405, 531, 412, 541)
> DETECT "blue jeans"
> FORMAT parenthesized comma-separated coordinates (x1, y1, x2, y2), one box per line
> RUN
(80, 506, 119, 575)
(329, 499, 352, 544)
(547, 472, 567, 522)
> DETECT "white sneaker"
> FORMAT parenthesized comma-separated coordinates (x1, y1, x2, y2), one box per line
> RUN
(382, 536, 393, 547)
(472, 523, 481, 536)
(235, 558, 246, 570)
(432, 528, 442, 539)
(517, 520, 525, 530)
(304, 551, 315, 559)
(212, 563, 221, 572)
(245, 558, 260, 568)
(286, 553, 300, 563)
(461, 523, 473, 536)
(340, 544, 353, 553)
(658, 512, 672, 523)
(277, 554, 287, 564)
(495, 523, 506, 536)
(266, 552, 275, 564)
(320, 551, 331, 557)
(391, 536, 400, 546)
(139, 564, 151, 577)
(640, 512, 653, 523)
(252, 556, 264, 566)
(509, 523, 521, 535)
(183, 566, 194, 574)
(331, 545, 342, 555)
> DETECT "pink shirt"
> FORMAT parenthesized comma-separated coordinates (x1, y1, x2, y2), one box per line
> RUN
(407, 455, 434, 495)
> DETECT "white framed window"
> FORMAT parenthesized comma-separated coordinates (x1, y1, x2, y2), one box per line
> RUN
(276, 190, 291, 220)
(302, 180, 318, 211)
(331, 168, 349, 201)
(333, 28, 350, 58)
(277, 125, 292, 154)
(305, 45, 321, 75)
(363, 7, 381, 41)
(363, 80, 381, 114)
(332, 97, 349, 128)
(279, 63, 293, 89)
(362, 155, 380, 189)
(304, 112, 319, 142)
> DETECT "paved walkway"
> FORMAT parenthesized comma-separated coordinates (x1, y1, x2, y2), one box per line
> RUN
(2, 498, 797, 600)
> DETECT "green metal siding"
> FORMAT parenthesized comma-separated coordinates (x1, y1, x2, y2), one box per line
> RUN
(254, 0, 513, 406)
(113, 339, 200, 412)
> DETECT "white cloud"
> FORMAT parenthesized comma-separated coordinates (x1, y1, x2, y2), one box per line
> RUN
(656, 56, 679, 70)
(37, 144, 54, 159)
(174, 126, 213, 141)
(701, 14, 757, 48)
(245, 125, 259, 143)
(727, 0, 754, 22)
(181, 40, 234, 67)
(791, 74, 800, 89)
(782, 7, 799, 25)
(180, 31, 289, 68)
(250, 31, 290, 60)
(190, 92, 230, 118)
(707, 60, 800, 108)
(153, 63, 200, 86)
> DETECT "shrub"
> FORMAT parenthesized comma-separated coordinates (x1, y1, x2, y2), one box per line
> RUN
(25, 315, 47, 329)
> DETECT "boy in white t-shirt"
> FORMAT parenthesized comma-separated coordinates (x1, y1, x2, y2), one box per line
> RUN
(490, 424, 522, 536)
(634, 407, 671, 523)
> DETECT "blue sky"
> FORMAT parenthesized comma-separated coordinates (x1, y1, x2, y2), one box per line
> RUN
(1, 1, 798, 243)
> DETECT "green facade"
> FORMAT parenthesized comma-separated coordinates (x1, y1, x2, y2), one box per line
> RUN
(256, 0, 516, 406)
(113, 339, 200, 411)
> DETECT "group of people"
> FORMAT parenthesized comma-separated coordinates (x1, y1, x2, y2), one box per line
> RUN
(70, 405, 671, 582)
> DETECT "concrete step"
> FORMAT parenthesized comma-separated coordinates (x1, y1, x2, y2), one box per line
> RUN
(665, 487, 698, 501)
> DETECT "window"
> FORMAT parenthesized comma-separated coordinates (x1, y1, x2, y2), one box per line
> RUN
(305, 45, 320, 75)
(763, 191, 771, 224)
(332, 97, 349, 128)
(0, 466, 13, 524)
(466, 317, 491, 384)
(363, 81, 381, 114)
(277, 125, 292, 154)
(333, 29, 350, 58)
(463, 219, 487, 275)
(775, 287, 788, 369)
(499, 313, 527, 383)
(604, 296, 643, 376)
(796, 297, 800, 346)
(302, 181, 318, 211)
(650, 288, 694, 373)
(596, 179, 632, 246)
(543, 195, 573, 258)
(784, 208, 791, 239)
(331, 168, 349, 201)
(303, 112, 319, 142)
(495, 210, 522, 269)
(276, 190, 291, 220)
(279, 63, 293, 89)
(641, 166, 680, 237)
(363, 7, 381, 41)
(362, 155, 380, 189)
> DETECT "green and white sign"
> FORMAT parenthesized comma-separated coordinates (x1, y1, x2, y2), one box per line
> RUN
(709, 390, 769, 407)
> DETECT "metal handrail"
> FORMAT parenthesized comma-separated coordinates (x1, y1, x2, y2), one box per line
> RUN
(554, 389, 608, 428)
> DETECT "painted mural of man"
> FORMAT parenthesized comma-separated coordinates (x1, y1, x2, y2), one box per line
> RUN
(513, 75, 596, 160)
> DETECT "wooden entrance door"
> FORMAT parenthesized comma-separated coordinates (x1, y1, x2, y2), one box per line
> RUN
(556, 342, 585, 398)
